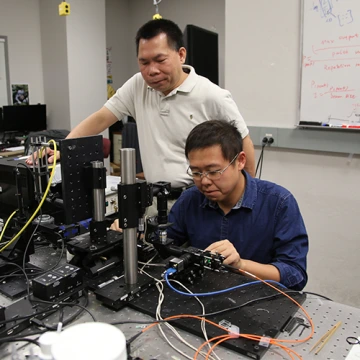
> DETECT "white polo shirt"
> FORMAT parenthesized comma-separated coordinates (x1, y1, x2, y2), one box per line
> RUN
(105, 65, 248, 188)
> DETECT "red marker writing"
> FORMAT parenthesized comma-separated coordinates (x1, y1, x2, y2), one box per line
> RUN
(342, 124, 360, 129)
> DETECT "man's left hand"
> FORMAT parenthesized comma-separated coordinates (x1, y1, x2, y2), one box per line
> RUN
(206, 239, 243, 269)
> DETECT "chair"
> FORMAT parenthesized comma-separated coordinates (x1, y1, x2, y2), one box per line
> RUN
(102, 137, 111, 159)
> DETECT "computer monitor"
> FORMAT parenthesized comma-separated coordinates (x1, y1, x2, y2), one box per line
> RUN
(0, 104, 46, 133)
(183, 25, 219, 85)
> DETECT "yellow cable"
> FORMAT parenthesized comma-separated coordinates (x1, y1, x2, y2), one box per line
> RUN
(0, 210, 18, 243)
(0, 140, 57, 253)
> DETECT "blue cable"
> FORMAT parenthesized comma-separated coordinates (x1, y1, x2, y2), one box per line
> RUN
(164, 268, 286, 297)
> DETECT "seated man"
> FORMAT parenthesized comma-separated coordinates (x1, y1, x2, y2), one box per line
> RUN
(167, 120, 308, 290)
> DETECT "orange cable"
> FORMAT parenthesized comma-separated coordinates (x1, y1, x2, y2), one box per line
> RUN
(140, 270, 315, 359)
(142, 314, 302, 359)
(207, 335, 303, 360)
(193, 334, 229, 360)
(205, 336, 233, 360)
(238, 268, 315, 344)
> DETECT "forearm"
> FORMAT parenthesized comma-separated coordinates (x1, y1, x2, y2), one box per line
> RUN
(67, 106, 118, 139)
(241, 259, 281, 282)
(242, 135, 255, 177)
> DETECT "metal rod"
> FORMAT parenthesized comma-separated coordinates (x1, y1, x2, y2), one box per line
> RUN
(120, 148, 136, 184)
(121, 148, 138, 284)
(123, 228, 138, 284)
(36, 137, 43, 194)
(91, 161, 105, 222)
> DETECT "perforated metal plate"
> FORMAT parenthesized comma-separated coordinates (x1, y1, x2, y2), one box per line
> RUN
(60, 136, 103, 225)
(129, 269, 306, 359)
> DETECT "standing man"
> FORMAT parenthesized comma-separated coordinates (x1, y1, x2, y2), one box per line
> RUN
(28, 19, 254, 190)
(167, 120, 308, 290)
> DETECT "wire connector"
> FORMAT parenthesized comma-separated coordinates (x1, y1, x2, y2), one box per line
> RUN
(30, 317, 46, 329)
(165, 267, 177, 276)
(152, 0, 162, 19)
(59, 2, 70, 16)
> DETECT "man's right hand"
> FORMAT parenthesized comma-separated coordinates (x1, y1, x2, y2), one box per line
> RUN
(26, 148, 60, 165)
(110, 219, 123, 232)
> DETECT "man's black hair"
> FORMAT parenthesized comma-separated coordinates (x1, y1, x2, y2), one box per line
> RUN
(185, 120, 243, 162)
(135, 19, 184, 56)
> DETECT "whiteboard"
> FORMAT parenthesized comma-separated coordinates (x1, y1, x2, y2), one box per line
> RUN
(300, 0, 360, 126)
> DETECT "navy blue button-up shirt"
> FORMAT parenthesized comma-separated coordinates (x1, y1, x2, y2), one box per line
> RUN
(167, 171, 308, 290)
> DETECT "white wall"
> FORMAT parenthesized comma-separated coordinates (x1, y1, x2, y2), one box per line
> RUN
(66, 0, 107, 129)
(226, 0, 360, 307)
(225, 0, 301, 128)
(40, 0, 71, 130)
(106, 0, 130, 91)
(0, 0, 44, 105)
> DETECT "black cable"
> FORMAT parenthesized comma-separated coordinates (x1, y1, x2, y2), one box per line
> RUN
(15, 162, 35, 178)
(0, 207, 41, 289)
(30, 293, 97, 322)
(115, 291, 302, 352)
(255, 143, 266, 177)
(1, 212, 52, 288)
(59, 306, 64, 324)
(22, 209, 42, 273)
(0, 233, 13, 240)
(259, 146, 265, 179)
(30, 291, 90, 332)
(1, 262, 31, 298)
(0, 230, 64, 283)
(111, 291, 298, 326)
(198, 291, 300, 318)
(0, 329, 46, 344)
(59, 293, 88, 327)
(29, 236, 65, 277)
(15, 162, 45, 271)
(126, 331, 143, 346)
(0, 290, 89, 329)
(0, 337, 40, 347)
(111, 319, 174, 326)
(34, 242, 52, 247)
(0, 232, 65, 285)
(0, 231, 65, 333)
(0, 264, 51, 280)
(0, 307, 59, 328)
(304, 291, 333, 301)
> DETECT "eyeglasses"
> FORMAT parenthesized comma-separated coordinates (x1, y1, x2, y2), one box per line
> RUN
(187, 153, 239, 181)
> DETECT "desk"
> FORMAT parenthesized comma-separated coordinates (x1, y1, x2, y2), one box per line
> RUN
(1, 292, 359, 359)
(0, 149, 24, 158)
(0, 248, 359, 359)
